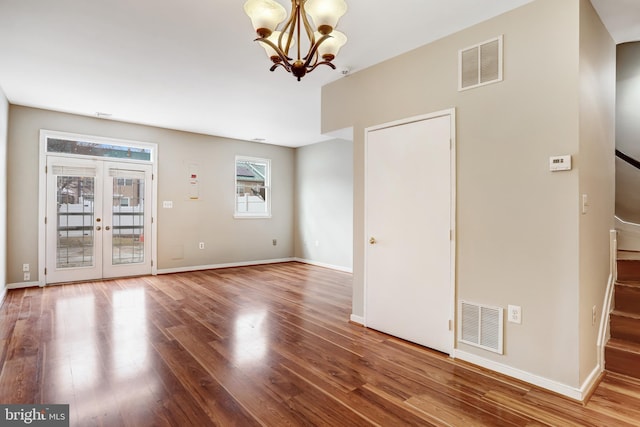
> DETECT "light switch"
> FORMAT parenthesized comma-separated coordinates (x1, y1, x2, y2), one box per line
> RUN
(508, 305, 522, 324)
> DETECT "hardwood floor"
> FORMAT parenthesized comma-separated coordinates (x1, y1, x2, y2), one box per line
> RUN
(1, 262, 640, 426)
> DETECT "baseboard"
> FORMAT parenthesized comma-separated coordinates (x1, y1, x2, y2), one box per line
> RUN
(293, 258, 353, 273)
(7, 281, 41, 290)
(453, 349, 600, 401)
(156, 258, 295, 275)
(0, 286, 6, 309)
(580, 364, 604, 401)
(350, 314, 364, 325)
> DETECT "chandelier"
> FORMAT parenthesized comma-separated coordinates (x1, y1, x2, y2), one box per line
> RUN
(244, 0, 348, 81)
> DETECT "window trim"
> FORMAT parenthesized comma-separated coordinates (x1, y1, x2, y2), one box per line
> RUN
(234, 155, 271, 219)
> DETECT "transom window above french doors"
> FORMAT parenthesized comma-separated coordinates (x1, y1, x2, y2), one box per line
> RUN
(42, 130, 156, 164)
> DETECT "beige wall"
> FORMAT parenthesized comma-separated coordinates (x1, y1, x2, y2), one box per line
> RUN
(615, 42, 640, 223)
(577, 0, 616, 385)
(0, 86, 7, 300)
(7, 106, 295, 284)
(294, 139, 353, 270)
(321, 0, 614, 390)
(616, 42, 640, 159)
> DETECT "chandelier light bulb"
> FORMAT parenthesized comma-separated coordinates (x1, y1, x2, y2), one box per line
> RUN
(260, 31, 295, 62)
(305, 0, 348, 35)
(244, 0, 287, 38)
(315, 30, 347, 61)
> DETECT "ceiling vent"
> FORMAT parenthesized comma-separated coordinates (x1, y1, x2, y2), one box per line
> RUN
(459, 300, 504, 354)
(458, 35, 503, 91)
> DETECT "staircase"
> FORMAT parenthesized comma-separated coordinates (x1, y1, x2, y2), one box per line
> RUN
(605, 259, 640, 378)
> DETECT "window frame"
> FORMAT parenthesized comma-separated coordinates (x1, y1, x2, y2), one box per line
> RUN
(234, 156, 271, 219)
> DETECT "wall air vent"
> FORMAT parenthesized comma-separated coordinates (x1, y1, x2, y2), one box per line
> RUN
(459, 300, 504, 354)
(458, 35, 503, 91)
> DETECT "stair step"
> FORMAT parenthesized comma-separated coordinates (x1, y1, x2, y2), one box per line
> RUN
(617, 259, 640, 282)
(605, 339, 640, 378)
(617, 280, 640, 287)
(614, 283, 640, 314)
(610, 311, 640, 342)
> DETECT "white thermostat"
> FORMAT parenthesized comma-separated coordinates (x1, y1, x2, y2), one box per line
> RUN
(549, 155, 572, 172)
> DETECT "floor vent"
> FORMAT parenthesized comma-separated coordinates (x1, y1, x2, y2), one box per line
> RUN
(459, 301, 504, 354)
(458, 35, 503, 91)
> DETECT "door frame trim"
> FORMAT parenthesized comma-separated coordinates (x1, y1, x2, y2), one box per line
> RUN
(38, 129, 159, 286)
(363, 108, 457, 353)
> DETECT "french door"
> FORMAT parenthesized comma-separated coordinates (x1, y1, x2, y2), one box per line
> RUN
(45, 156, 152, 284)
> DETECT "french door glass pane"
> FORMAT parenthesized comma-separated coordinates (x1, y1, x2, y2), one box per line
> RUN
(56, 176, 95, 268)
(112, 176, 145, 264)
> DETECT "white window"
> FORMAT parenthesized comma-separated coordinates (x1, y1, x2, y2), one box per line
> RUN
(235, 156, 271, 218)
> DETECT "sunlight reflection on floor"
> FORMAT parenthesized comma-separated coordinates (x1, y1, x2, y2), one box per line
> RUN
(233, 309, 268, 365)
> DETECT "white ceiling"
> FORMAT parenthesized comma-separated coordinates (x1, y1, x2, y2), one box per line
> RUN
(0, 0, 637, 148)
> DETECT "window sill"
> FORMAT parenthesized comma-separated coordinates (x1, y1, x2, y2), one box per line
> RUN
(234, 214, 272, 219)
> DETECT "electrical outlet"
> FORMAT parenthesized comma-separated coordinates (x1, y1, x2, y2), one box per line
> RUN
(272, 239, 277, 246)
(508, 305, 522, 324)
(199, 242, 205, 249)
(592, 305, 597, 326)
(22, 263, 29, 272)
(23, 272, 30, 281)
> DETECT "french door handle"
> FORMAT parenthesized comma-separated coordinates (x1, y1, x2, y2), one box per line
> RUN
(105, 226, 111, 231)
(96, 226, 102, 231)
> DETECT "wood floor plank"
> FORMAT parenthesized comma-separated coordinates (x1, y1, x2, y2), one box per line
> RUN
(1, 262, 640, 425)
(407, 393, 517, 427)
(483, 390, 584, 427)
(0, 356, 40, 404)
(285, 387, 373, 427)
(153, 338, 260, 426)
(522, 386, 637, 427)
(280, 360, 439, 426)
(167, 324, 304, 426)
(362, 383, 445, 426)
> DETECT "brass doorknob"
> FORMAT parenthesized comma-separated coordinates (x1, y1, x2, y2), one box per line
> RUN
(96, 226, 102, 231)
(105, 226, 111, 231)
(369, 237, 377, 245)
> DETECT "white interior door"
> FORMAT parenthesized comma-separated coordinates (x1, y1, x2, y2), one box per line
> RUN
(46, 157, 152, 284)
(365, 113, 454, 354)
